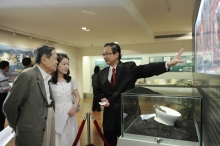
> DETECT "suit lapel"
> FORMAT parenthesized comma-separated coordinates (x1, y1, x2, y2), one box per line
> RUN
(49, 84, 55, 109)
(103, 62, 123, 90)
(115, 61, 123, 87)
(34, 65, 47, 100)
(103, 66, 114, 91)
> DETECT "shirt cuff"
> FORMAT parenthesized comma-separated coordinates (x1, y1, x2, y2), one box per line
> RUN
(165, 62, 169, 71)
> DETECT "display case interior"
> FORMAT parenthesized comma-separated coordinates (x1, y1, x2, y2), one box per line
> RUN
(121, 87, 202, 146)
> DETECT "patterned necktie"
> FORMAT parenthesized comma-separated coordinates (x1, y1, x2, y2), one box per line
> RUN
(110, 68, 116, 86)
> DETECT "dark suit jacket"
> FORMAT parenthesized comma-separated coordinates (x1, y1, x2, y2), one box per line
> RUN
(91, 73, 98, 88)
(3, 65, 55, 146)
(94, 61, 168, 131)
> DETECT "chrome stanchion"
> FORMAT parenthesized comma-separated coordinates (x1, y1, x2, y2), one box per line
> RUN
(86, 113, 95, 146)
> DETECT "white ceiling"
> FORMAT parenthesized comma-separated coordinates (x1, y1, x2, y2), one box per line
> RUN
(0, 0, 195, 48)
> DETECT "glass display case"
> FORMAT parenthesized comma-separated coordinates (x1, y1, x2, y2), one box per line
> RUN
(119, 87, 202, 146)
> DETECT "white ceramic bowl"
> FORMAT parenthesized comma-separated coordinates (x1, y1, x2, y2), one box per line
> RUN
(154, 106, 181, 126)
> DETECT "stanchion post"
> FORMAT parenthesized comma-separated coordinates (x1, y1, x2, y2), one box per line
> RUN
(86, 113, 95, 146)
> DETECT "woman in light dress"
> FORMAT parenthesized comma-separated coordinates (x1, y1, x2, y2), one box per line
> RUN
(50, 54, 80, 146)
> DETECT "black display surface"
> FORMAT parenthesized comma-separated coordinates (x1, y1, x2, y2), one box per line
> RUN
(124, 116, 198, 142)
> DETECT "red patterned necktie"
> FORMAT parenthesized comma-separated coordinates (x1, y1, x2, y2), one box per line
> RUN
(110, 68, 116, 86)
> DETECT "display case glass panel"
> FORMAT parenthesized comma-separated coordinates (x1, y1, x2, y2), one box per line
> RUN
(121, 87, 202, 146)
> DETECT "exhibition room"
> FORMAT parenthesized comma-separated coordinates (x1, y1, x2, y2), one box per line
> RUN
(0, 0, 219, 146)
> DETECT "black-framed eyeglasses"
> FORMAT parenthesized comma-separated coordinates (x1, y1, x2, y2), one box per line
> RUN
(101, 52, 113, 56)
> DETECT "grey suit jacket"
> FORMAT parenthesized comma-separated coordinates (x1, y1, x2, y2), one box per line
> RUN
(3, 65, 55, 146)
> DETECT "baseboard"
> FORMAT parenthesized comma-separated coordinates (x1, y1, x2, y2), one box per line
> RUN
(83, 93, 93, 98)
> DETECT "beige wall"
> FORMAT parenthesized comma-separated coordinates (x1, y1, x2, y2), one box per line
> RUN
(0, 29, 193, 96)
(82, 40, 192, 56)
(0, 29, 83, 98)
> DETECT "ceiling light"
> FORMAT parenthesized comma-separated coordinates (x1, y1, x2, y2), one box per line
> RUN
(114, 42, 118, 44)
(82, 27, 90, 32)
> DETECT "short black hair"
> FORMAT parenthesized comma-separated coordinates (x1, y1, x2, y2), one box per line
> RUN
(0, 61, 9, 69)
(94, 66, 100, 74)
(34, 45, 55, 64)
(104, 42, 122, 60)
(22, 57, 32, 66)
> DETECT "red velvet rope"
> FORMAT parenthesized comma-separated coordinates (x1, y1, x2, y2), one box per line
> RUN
(93, 119, 110, 146)
(72, 114, 110, 146)
(72, 118, 86, 146)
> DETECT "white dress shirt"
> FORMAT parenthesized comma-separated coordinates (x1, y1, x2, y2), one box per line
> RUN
(37, 65, 52, 104)
(0, 70, 10, 93)
(108, 66, 117, 82)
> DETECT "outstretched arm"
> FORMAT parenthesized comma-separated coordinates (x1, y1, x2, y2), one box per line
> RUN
(167, 48, 184, 67)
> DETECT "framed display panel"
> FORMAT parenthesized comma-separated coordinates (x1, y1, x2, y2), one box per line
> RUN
(195, 0, 220, 75)
(193, 0, 220, 145)
(149, 56, 193, 72)
(0, 44, 35, 82)
(95, 57, 142, 70)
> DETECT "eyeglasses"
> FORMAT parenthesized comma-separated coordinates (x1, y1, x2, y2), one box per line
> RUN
(101, 52, 113, 56)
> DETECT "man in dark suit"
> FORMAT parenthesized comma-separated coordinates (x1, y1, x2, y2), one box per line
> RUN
(3, 45, 58, 146)
(94, 42, 184, 146)
(92, 66, 101, 111)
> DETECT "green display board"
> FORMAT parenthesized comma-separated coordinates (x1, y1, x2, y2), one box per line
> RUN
(95, 57, 142, 70)
(149, 55, 193, 72)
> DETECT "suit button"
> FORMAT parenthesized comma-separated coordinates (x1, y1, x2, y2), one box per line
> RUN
(43, 129, 45, 131)
(45, 117, 47, 120)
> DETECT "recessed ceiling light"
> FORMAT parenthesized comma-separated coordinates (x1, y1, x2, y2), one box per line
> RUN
(114, 42, 118, 44)
(82, 27, 90, 32)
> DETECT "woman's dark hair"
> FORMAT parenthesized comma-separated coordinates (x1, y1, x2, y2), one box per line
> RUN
(34, 45, 55, 64)
(94, 66, 100, 74)
(50, 54, 71, 84)
(0, 61, 9, 69)
(104, 42, 122, 60)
